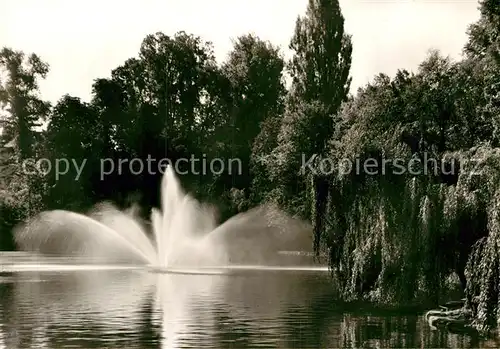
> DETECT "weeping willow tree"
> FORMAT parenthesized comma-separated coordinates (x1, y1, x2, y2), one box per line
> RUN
(463, 149, 500, 332)
(321, 144, 494, 303)
(311, 16, 500, 327)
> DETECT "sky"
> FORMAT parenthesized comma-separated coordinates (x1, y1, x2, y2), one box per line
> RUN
(1, 0, 481, 104)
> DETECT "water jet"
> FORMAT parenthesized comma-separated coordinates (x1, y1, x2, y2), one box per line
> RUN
(14, 166, 316, 272)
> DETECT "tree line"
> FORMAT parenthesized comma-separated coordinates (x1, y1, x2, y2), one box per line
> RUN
(1, 0, 499, 332)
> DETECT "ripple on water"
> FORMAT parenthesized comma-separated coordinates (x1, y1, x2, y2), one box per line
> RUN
(0, 265, 495, 348)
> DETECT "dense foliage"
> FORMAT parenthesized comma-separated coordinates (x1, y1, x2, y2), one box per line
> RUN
(1, 0, 499, 331)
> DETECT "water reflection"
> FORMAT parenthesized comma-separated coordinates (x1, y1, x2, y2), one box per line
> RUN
(0, 268, 498, 348)
(0, 270, 157, 348)
(154, 273, 219, 348)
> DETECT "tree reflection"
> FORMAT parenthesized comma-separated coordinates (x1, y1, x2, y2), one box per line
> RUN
(0, 270, 156, 349)
(0, 269, 497, 349)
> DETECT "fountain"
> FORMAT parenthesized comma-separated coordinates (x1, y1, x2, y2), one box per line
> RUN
(13, 165, 316, 272)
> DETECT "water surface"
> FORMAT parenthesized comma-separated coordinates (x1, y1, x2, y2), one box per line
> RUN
(0, 258, 496, 348)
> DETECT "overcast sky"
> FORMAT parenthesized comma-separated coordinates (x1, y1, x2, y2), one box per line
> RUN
(1, 0, 481, 104)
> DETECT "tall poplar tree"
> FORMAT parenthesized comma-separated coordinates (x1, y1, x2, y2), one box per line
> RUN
(270, 0, 352, 248)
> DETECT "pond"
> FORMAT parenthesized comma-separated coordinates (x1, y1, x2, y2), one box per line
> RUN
(0, 257, 496, 348)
